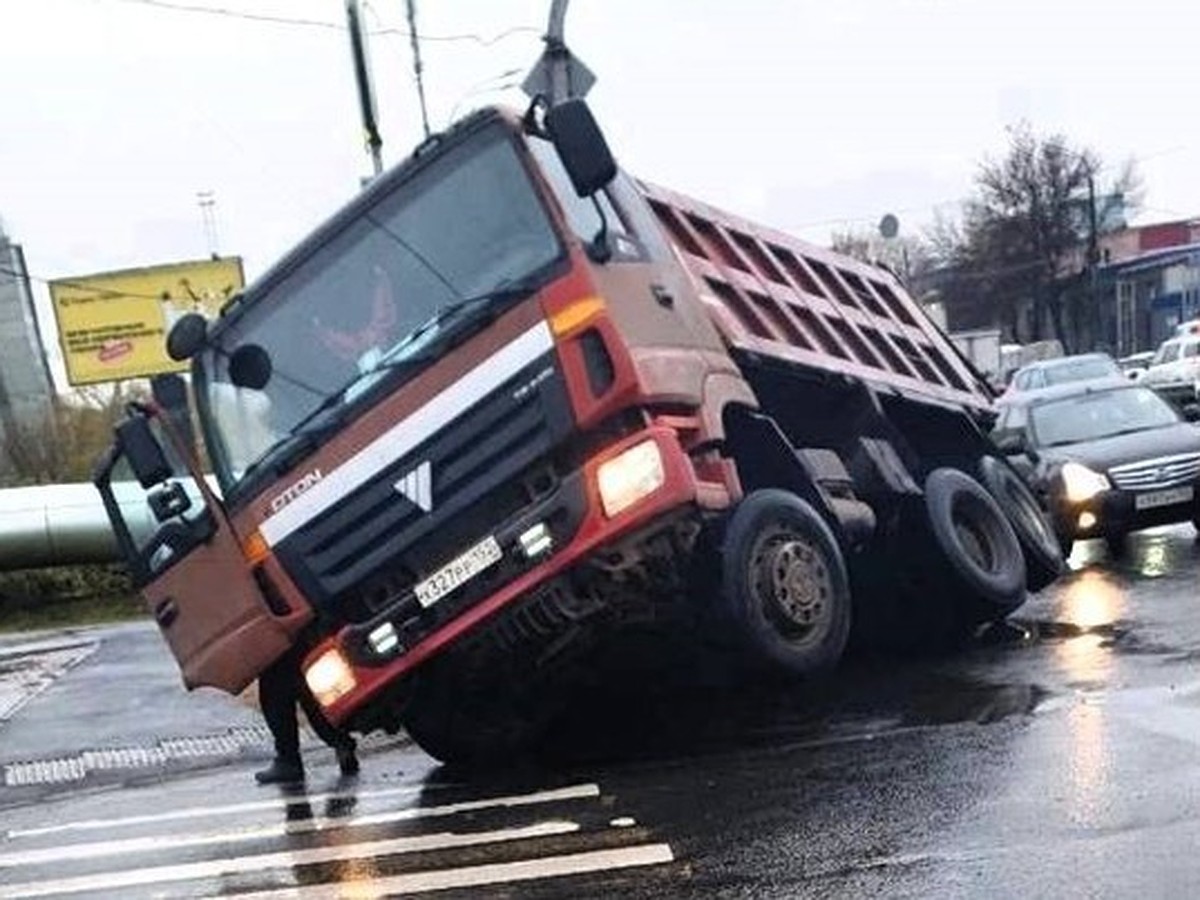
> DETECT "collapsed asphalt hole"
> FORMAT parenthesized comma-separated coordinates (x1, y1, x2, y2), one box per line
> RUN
(533, 653, 1048, 767)
(898, 681, 1048, 726)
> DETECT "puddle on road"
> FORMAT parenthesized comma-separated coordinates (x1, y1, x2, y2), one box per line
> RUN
(1068, 525, 1200, 579)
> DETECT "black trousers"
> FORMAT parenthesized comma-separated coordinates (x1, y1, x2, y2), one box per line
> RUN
(259, 641, 352, 761)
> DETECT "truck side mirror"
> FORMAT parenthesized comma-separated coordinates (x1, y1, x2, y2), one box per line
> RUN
(117, 416, 173, 488)
(545, 99, 617, 198)
(1182, 403, 1200, 423)
(228, 344, 272, 390)
(166, 313, 208, 361)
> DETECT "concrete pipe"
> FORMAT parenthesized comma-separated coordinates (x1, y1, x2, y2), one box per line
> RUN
(0, 481, 191, 571)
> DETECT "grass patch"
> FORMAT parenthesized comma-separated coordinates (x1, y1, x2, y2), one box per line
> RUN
(0, 564, 146, 634)
(0, 595, 146, 634)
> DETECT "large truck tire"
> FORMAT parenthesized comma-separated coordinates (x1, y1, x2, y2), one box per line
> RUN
(401, 661, 553, 767)
(922, 468, 1026, 618)
(978, 456, 1064, 592)
(717, 489, 852, 676)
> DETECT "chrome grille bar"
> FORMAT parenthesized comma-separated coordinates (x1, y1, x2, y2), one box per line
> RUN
(1108, 452, 1200, 491)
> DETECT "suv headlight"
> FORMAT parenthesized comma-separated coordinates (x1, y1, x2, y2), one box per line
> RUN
(1061, 462, 1110, 503)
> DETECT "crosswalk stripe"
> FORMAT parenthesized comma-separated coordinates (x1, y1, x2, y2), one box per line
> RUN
(5, 780, 598, 841)
(4, 783, 423, 840)
(0, 821, 580, 898)
(235, 843, 676, 899)
(0, 783, 602, 869)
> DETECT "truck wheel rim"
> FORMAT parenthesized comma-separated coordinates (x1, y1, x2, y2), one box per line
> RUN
(952, 498, 996, 573)
(751, 527, 831, 640)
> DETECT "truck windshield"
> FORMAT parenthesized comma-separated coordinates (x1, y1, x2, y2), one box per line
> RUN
(197, 123, 563, 497)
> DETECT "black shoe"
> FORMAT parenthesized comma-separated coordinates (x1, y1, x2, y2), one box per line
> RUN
(255, 758, 304, 785)
(336, 744, 359, 777)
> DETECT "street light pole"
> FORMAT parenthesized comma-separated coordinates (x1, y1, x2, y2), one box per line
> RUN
(404, 0, 432, 139)
(1087, 172, 1101, 350)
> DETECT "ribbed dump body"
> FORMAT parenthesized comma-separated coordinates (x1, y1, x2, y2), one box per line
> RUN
(639, 181, 993, 414)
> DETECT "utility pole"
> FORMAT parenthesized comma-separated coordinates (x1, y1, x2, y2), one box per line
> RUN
(346, 0, 383, 179)
(405, 0, 431, 139)
(1086, 172, 1101, 352)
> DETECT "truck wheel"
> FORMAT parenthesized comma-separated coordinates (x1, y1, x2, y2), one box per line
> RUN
(922, 468, 1026, 617)
(401, 663, 552, 767)
(978, 456, 1063, 592)
(718, 489, 851, 676)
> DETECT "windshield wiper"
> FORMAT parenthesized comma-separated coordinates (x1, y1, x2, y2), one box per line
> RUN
(383, 280, 541, 363)
(235, 281, 540, 487)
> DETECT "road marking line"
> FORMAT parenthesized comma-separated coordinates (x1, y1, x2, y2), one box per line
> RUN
(235, 843, 676, 898)
(0, 643, 97, 723)
(0, 821, 580, 898)
(0, 783, 602, 865)
(5, 782, 425, 839)
(7, 777, 586, 839)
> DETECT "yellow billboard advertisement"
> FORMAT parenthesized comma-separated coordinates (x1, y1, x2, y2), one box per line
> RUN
(49, 257, 244, 386)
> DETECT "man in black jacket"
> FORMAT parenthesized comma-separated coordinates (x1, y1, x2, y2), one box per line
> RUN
(255, 642, 359, 785)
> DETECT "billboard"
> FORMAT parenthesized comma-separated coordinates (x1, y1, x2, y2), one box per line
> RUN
(49, 257, 244, 386)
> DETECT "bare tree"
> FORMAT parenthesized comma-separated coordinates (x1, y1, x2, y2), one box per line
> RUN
(0, 383, 143, 487)
(934, 123, 1139, 349)
(830, 229, 933, 290)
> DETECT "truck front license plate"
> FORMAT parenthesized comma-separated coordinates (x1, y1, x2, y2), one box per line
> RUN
(414, 536, 503, 608)
(1135, 486, 1194, 510)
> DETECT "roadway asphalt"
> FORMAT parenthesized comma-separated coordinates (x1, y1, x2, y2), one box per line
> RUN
(1, 523, 1199, 897)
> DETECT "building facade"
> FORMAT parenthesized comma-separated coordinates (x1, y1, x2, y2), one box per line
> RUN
(1107, 243, 1200, 356)
(0, 223, 55, 460)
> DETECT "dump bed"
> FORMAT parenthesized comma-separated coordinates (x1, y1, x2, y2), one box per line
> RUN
(639, 181, 994, 414)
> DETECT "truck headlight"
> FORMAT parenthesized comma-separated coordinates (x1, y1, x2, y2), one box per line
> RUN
(304, 648, 356, 707)
(597, 440, 665, 517)
(1061, 462, 1110, 503)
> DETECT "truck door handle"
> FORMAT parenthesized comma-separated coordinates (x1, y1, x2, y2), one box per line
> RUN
(651, 283, 674, 308)
(154, 598, 179, 629)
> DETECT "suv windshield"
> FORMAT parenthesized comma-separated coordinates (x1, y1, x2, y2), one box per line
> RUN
(1042, 356, 1120, 386)
(1031, 387, 1180, 447)
(197, 122, 562, 496)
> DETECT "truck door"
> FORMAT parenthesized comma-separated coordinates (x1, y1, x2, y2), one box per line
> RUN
(95, 407, 309, 695)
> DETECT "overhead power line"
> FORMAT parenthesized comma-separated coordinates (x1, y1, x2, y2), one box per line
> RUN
(0, 264, 171, 301)
(104, 0, 539, 44)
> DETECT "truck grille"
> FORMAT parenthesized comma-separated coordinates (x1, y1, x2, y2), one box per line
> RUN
(1108, 452, 1200, 491)
(275, 354, 573, 605)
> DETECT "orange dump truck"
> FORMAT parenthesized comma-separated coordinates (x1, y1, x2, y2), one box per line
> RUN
(96, 101, 1062, 763)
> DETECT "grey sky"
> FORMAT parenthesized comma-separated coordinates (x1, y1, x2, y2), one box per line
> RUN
(3, 0, 1198, 388)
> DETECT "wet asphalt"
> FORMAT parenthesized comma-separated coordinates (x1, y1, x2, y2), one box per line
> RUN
(2, 523, 1200, 897)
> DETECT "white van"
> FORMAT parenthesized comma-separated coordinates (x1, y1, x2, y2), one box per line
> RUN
(1143, 333, 1200, 404)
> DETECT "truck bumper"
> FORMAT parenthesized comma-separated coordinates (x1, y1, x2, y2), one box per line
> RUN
(303, 425, 705, 726)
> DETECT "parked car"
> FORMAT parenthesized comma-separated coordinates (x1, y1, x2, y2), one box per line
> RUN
(993, 382, 1200, 555)
(1142, 332, 1200, 407)
(997, 353, 1124, 406)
